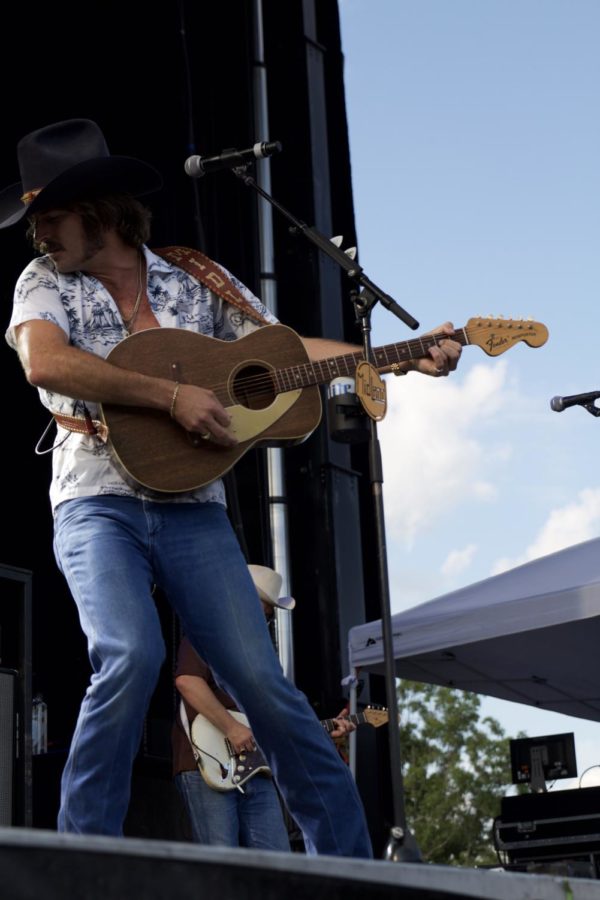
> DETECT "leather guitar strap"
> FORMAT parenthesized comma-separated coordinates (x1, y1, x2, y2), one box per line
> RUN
(179, 699, 201, 763)
(53, 246, 269, 437)
(153, 245, 270, 326)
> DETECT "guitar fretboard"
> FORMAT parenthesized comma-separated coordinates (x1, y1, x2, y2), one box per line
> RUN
(274, 329, 470, 394)
(320, 712, 367, 734)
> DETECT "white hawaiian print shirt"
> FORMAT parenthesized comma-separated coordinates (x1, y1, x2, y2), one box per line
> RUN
(5, 246, 277, 513)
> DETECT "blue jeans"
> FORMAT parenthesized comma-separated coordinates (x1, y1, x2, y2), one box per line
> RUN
(175, 770, 291, 850)
(53, 496, 372, 857)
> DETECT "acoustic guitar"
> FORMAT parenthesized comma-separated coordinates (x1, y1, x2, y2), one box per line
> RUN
(100, 317, 548, 493)
(190, 705, 389, 792)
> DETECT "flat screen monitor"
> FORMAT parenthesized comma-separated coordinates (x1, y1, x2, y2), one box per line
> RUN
(509, 732, 577, 792)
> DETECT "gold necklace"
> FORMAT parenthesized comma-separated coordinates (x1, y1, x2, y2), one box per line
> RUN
(123, 253, 144, 333)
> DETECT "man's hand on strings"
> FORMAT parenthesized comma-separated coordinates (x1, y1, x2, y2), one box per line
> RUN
(330, 707, 357, 740)
(171, 383, 238, 447)
(410, 321, 462, 378)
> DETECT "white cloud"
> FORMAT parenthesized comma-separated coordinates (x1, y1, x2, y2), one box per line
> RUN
(441, 543, 478, 577)
(491, 487, 600, 574)
(379, 361, 511, 545)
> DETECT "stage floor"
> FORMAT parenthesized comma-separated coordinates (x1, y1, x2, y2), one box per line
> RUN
(1, 827, 600, 900)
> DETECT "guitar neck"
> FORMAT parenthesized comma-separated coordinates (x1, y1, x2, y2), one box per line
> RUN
(275, 328, 469, 393)
(320, 712, 367, 734)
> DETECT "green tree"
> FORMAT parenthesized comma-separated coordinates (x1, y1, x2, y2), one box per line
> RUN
(397, 680, 517, 866)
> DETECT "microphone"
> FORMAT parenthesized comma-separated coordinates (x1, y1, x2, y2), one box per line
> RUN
(184, 141, 282, 177)
(550, 390, 600, 412)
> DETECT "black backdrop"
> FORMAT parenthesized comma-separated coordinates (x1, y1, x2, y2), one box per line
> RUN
(0, 0, 392, 852)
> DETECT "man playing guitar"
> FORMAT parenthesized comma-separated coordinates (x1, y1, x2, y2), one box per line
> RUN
(4, 118, 462, 853)
(172, 564, 356, 850)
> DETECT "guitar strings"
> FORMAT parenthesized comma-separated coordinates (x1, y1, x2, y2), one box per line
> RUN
(206, 330, 455, 404)
(204, 322, 542, 405)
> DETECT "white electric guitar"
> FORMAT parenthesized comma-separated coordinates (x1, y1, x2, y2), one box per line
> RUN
(190, 706, 389, 792)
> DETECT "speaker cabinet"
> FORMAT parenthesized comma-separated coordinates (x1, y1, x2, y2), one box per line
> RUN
(0, 564, 32, 825)
(0, 668, 16, 825)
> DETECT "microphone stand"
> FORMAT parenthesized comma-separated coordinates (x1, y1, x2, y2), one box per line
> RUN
(230, 162, 423, 861)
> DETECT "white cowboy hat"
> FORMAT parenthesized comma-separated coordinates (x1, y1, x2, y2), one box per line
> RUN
(248, 564, 296, 610)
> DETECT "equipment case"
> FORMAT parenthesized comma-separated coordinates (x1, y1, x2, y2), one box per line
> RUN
(494, 786, 600, 876)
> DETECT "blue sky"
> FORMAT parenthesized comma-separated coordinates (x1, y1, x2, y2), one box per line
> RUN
(338, 0, 600, 787)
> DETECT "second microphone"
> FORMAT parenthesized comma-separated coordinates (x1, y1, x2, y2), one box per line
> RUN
(550, 390, 600, 412)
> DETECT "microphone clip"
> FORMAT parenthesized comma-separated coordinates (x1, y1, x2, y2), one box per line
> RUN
(582, 401, 600, 418)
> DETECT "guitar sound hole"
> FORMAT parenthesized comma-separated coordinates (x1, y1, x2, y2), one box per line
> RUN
(232, 365, 275, 410)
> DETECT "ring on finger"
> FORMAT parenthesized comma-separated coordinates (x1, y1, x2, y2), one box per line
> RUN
(200, 430, 211, 440)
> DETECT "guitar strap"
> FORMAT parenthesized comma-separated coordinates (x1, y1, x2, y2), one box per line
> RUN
(179, 698, 201, 763)
(153, 246, 270, 327)
(52, 245, 270, 438)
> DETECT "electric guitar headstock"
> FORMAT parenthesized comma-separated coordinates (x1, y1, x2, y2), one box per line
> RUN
(362, 705, 389, 728)
(465, 316, 549, 356)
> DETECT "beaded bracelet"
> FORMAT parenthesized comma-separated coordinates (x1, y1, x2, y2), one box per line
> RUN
(169, 382, 181, 418)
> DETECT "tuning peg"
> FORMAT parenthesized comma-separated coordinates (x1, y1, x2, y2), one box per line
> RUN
(330, 235, 344, 247)
(344, 247, 357, 260)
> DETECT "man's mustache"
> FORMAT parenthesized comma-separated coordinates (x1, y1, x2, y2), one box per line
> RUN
(36, 241, 63, 254)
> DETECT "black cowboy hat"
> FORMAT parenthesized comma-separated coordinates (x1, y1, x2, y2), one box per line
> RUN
(0, 118, 163, 229)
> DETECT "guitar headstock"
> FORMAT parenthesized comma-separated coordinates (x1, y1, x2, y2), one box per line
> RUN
(465, 317, 549, 356)
(363, 705, 389, 728)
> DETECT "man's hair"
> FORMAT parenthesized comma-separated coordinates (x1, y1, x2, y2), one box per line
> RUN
(76, 195, 153, 247)
(26, 194, 153, 248)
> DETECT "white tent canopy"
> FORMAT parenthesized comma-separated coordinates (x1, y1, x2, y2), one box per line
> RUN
(348, 537, 600, 722)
